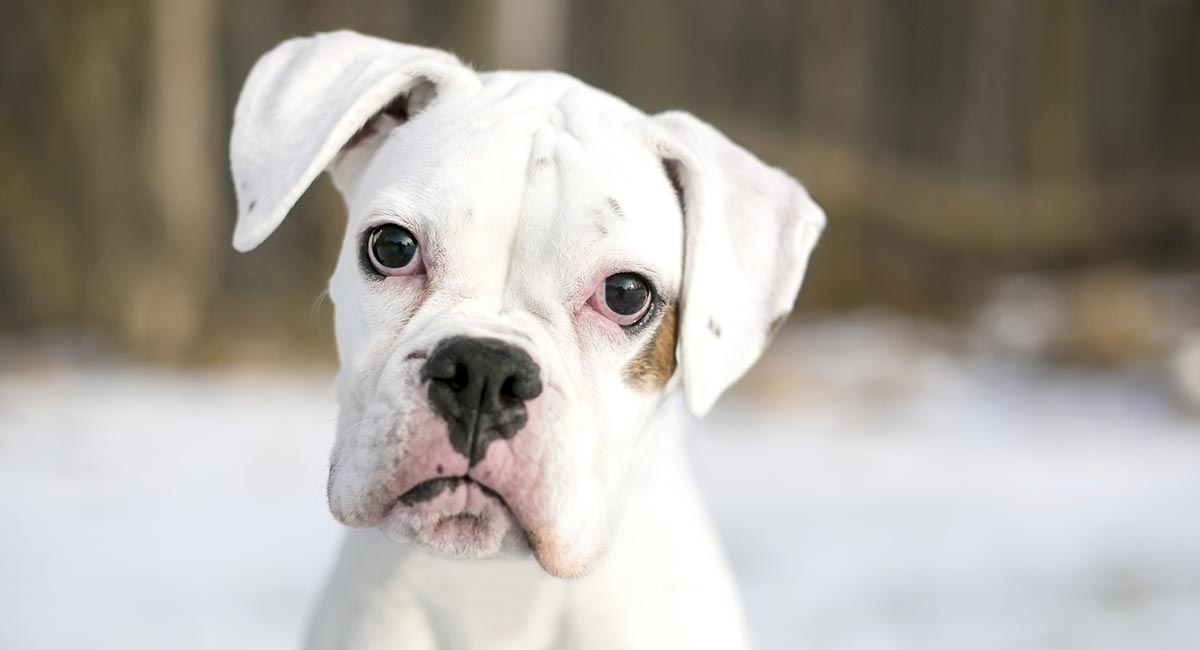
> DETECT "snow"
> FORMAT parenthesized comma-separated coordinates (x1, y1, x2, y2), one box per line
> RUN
(2, 317, 1199, 649)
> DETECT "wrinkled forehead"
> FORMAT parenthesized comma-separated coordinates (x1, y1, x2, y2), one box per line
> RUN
(348, 73, 684, 292)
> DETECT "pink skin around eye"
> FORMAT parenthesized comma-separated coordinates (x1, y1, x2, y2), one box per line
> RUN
(376, 252, 425, 277)
(586, 280, 651, 326)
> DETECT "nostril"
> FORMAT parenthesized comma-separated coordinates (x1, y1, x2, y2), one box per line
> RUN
(499, 376, 519, 403)
(449, 363, 469, 392)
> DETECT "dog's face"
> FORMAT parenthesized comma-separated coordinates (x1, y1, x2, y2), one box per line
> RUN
(324, 83, 686, 577)
(230, 32, 824, 577)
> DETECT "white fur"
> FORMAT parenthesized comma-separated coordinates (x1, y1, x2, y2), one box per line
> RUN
(230, 31, 824, 650)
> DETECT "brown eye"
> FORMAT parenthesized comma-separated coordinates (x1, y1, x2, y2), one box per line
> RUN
(365, 224, 422, 276)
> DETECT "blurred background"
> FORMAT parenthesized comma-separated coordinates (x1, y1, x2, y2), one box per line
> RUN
(2, 1, 1199, 649)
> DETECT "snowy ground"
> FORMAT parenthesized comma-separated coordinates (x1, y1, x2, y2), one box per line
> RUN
(2, 317, 1199, 649)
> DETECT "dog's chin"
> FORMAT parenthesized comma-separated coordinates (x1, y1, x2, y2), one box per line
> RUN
(377, 478, 531, 560)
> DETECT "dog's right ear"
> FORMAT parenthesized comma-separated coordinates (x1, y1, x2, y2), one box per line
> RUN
(229, 31, 479, 252)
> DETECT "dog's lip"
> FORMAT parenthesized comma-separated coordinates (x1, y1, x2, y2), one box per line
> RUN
(396, 475, 505, 507)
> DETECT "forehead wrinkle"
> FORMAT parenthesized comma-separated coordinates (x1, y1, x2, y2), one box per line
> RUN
(504, 116, 624, 323)
(498, 121, 565, 314)
(497, 110, 676, 323)
(531, 121, 662, 263)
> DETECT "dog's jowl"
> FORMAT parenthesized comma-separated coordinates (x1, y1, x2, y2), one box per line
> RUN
(230, 31, 824, 650)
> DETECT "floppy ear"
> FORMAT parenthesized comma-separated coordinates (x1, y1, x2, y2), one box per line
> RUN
(229, 31, 479, 252)
(648, 111, 826, 416)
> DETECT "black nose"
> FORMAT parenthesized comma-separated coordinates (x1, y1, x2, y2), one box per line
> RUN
(422, 336, 543, 466)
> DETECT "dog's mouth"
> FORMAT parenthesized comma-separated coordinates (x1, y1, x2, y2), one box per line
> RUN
(398, 475, 505, 507)
(388, 474, 532, 560)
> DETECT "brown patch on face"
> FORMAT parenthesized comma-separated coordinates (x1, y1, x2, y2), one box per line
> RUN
(621, 303, 678, 391)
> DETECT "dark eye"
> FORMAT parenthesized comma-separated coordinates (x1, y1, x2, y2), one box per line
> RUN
(606, 274, 651, 315)
(590, 273, 653, 326)
(365, 224, 422, 276)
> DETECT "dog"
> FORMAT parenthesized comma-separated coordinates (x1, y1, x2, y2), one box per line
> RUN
(229, 31, 824, 650)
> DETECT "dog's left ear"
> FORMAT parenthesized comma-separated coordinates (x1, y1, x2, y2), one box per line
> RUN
(229, 31, 479, 252)
(646, 111, 826, 416)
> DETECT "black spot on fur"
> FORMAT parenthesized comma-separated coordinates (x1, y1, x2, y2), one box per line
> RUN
(247, 199, 256, 211)
(605, 197, 625, 220)
(707, 317, 722, 338)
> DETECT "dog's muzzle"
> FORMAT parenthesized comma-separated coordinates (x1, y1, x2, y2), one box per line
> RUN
(422, 337, 543, 466)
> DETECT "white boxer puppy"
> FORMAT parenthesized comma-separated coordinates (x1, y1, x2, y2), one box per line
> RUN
(230, 31, 824, 650)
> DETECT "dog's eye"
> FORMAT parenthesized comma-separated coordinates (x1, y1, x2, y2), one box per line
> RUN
(606, 274, 650, 315)
(365, 224, 422, 276)
(590, 273, 653, 326)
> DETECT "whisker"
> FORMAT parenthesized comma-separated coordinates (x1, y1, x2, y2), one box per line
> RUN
(309, 290, 331, 330)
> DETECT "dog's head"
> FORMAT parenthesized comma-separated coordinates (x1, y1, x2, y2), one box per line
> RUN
(230, 32, 823, 578)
